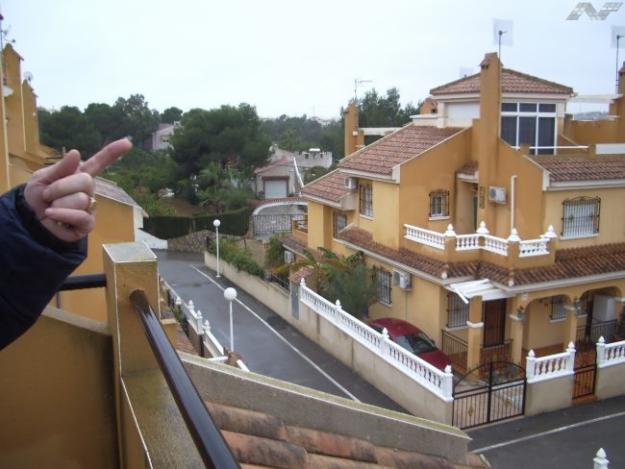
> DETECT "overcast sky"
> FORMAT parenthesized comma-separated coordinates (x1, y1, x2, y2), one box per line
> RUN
(3, 0, 624, 118)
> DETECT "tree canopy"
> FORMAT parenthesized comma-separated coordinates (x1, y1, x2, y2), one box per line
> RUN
(169, 104, 270, 177)
(161, 106, 183, 124)
(357, 87, 419, 128)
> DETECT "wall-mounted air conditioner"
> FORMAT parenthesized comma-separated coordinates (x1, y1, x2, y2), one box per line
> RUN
(284, 251, 295, 264)
(392, 270, 412, 290)
(344, 177, 357, 190)
(488, 186, 507, 204)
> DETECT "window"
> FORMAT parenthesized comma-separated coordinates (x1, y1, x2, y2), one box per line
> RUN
(429, 190, 449, 218)
(376, 270, 392, 305)
(550, 296, 567, 321)
(359, 183, 373, 217)
(333, 212, 347, 237)
(500, 102, 557, 154)
(447, 293, 469, 328)
(562, 197, 600, 238)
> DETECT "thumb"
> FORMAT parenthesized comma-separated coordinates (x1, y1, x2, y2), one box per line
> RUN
(39, 150, 81, 183)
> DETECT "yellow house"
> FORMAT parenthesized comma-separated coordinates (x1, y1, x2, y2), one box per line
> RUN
(296, 52, 625, 373)
(0, 44, 142, 321)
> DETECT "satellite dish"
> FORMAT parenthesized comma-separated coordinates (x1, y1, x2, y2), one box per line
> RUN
(24, 71, 33, 83)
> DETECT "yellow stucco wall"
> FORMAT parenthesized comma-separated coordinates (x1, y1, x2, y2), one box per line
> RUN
(544, 187, 625, 248)
(60, 196, 135, 321)
(4, 46, 26, 159)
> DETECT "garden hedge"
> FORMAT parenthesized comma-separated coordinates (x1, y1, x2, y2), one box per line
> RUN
(143, 206, 252, 239)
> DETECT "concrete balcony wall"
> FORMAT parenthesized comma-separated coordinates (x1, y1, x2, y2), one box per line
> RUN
(0, 307, 118, 469)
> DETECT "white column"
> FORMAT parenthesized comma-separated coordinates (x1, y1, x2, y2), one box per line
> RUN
(593, 448, 609, 469)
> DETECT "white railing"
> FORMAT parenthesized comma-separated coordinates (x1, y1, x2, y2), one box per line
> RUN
(525, 343, 575, 383)
(456, 234, 480, 251)
(482, 234, 508, 256)
(597, 337, 625, 368)
(519, 238, 549, 257)
(300, 280, 453, 400)
(404, 224, 446, 250)
(404, 222, 555, 259)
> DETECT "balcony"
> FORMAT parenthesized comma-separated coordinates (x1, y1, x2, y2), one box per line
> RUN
(403, 221, 558, 270)
(291, 214, 308, 243)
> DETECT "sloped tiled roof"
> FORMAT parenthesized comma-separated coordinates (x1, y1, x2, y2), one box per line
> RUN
(430, 68, 573, 96)
(255, 155, 292, 174)
(338, 124, 463, 176)
(282, 234, 307, 255)
(206, 401, 486, 468)
(302, 169, 350, 203)
(95, 177, 142, 208)
(531, 155, 625, 182)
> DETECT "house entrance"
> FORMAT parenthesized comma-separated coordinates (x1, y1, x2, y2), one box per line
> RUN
(483, 299, 506, 347)
(453, 361, 526, 429)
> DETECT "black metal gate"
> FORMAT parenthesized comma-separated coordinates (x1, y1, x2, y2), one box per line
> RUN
(573, 347, 597, 400)
(453, 361, 526, 429)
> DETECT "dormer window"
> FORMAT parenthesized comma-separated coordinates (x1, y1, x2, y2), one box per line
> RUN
(500, 102, 557, 154)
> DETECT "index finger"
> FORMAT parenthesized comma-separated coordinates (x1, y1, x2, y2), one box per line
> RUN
(79, 138, 133, 177)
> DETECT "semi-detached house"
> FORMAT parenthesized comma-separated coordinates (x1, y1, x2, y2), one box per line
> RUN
(290, 52, 625, 373)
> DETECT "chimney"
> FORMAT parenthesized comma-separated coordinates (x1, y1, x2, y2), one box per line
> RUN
(343, 101, 361, 157)
(477, 52, 502, 229)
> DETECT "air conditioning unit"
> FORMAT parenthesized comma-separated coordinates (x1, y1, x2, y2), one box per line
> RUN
(344, 177, 357, 190)
(488, 186, 507, 204)
(284, 251, 295, 264)
(392, 270, 412, 290)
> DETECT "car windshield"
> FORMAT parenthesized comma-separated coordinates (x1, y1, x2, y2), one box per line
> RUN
(394, 332, 437, 355)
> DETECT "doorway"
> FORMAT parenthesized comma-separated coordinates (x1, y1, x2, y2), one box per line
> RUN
(483, 299, 506, 347)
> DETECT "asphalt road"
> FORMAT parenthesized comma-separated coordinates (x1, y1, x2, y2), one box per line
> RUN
(155, 250, 406, 413)
(469, 395, 625, 468)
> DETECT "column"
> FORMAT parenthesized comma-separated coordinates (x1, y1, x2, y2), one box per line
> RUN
(466, 296, 483, 370)
(564, 299, 578, 347)
(508, 296, 526, 365)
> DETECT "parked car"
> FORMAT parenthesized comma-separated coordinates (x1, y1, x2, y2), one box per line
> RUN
(369, 318, 451, 370)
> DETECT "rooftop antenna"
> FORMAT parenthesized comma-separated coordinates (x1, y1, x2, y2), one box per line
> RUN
(612, 26, 625, 93)
(493, 19, 514, 62)
(354, 78, 373, 102)
(459, 67, 474, 78)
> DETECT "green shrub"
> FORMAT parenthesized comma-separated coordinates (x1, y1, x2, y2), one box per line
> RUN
(207, 238, 264, 277)
(265, 235, 285, 268)
(143, 216, 193, 239)
(144, 206, 252, 239)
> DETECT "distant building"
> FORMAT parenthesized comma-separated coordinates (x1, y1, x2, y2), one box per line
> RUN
(149, 122, 179, 150)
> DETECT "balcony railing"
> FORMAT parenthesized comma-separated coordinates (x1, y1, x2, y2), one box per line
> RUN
(404, 222, 557, 260)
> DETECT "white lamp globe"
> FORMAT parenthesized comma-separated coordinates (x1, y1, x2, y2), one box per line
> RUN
(224, 287, 237, 302)
(213, 219, 221, 228)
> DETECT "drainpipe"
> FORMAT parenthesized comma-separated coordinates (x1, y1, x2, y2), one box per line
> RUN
(510, 175, 517, 231)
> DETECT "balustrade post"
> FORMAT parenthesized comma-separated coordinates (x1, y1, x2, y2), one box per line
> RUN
(442, 365, 454, 399)
(526, 350, 536, 381)
(597, 336, 606, 366)
(593, 448, 609, 469)
(334, 299, 342, 320)
(196, 309, 204, 334)
(443, 224, 456, 261)
(566, 341, 576, 372)
(507, 228, 520, 268)
(381, 328, 391, 357)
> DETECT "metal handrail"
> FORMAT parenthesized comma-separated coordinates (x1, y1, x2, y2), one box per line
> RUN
(130, 289, 239, 469)
(59, 273, 106, 291)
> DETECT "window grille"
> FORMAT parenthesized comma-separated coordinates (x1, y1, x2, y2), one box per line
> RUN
(376, 270, 392, 305)
(447, 293, 469, 328)
(429, 190, 449, 217)
(333, 212, 347, 237)
(359, 183, 373, 217)
(561, 197, 600, 238)
(550, 295, 567, 321)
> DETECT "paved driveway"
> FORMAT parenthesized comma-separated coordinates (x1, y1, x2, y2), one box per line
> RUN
(156, 250, 406, 413)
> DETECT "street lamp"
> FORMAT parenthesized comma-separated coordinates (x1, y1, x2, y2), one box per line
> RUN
(224, 287, 237, 352)
(213, 219, 221, 278)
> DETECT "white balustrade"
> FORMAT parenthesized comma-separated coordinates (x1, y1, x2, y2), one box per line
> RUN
(525, 343, 575, 383)
(482, 234, 509, 255)
(519, 238, 549, 257)
(300, 279, 452, 400)
(404, 224, 446, 250)
(597, 337, 625, 368)
(456, 234, 481, 251)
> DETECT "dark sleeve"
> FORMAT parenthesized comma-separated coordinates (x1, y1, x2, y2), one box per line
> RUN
(0, 185, 87, 350)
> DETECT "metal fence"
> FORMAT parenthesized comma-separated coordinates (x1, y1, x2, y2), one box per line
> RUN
(441, 330, 468, 372)
(251, 214, 305, 237)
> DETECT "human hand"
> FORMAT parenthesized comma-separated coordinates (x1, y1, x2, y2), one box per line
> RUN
(24, 138, 133, 242)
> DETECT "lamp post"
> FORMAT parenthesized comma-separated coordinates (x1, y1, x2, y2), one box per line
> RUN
(224, 287, 237, 352)
(213, 219, 221, 278)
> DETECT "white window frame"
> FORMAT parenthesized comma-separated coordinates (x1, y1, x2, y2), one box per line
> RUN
(359, 183, 373, 218)
(501, 102, 558, 154)
(429, 190, 450, 218)
(376, 269, 392, 306)
(447, 293, 469, 329)
(561, 197, 600, 239)
(333, 211, 347, 238)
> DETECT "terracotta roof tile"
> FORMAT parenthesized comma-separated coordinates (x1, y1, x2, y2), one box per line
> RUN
(205, 401, 483, 468)
(288, 266, 314, 284)
(302, 169, 350, 203)
(457, 161, 478, 176)
(251, 197, 306, 209)
(430, 68, 573, 96)
(95, 177, 142, 208)
(531, 155, 625, 182)
(282, 234, 307, 255)
(338, 125, 462, 176)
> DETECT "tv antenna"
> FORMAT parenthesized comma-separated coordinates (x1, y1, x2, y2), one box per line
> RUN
(493, 19, 514, 61)
(24, 71, 33, 84)
(612, 26, 625, 93)
(354, 78, 373, 102)
(459, 67, 474, 78)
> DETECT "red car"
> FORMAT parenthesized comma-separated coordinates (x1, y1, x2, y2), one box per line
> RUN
(369, 318, 451, 370)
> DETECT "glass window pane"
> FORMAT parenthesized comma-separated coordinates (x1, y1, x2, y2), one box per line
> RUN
(539, 103, 556, 112)
(520, 103, 537, 112)
(537, 117, 556, 154)
(501, 116, 517, 146)
(501, 102, 517, 112)
(519, 116, 536, 146)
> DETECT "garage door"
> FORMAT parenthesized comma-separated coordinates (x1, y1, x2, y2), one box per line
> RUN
(264, 179, 288, 199)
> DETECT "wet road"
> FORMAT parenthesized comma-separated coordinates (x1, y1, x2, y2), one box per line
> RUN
(156, 250, 406, 413)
